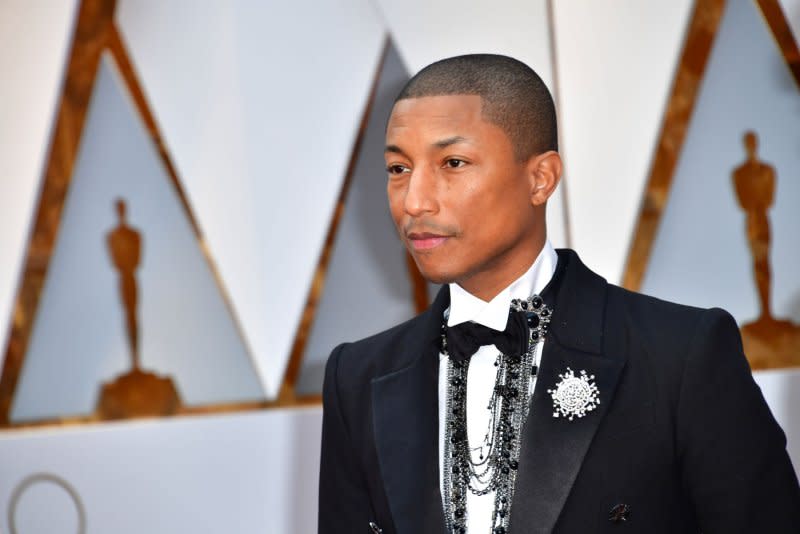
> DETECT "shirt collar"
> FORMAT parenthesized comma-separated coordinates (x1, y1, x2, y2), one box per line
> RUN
(447, 241, 557, 331)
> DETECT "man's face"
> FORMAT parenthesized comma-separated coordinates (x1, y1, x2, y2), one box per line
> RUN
(385, 94, 538, 288)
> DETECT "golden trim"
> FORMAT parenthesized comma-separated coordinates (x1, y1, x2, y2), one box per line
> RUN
(755, 0, 800, 89)
(622, 0, 726, 291)
(0, 0, 117, 426)
(278, 38, 391, 404)
(4, 394, 324, 431)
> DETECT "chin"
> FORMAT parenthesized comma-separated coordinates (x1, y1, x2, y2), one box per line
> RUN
(413, 261, 461, 286)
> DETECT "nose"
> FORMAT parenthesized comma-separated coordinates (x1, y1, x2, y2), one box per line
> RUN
(404, 166, 438, 217)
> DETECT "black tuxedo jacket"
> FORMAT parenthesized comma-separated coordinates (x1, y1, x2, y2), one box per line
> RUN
(318, 249, 800, 533)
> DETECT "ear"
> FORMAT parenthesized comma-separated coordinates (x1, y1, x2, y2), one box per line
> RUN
(526, 151, 562, 206)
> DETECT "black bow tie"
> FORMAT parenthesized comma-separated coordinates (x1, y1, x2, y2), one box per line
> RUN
(444, 311, 529, 363)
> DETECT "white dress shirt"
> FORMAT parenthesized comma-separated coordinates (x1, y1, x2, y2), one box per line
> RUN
(438, 241, 558, 532)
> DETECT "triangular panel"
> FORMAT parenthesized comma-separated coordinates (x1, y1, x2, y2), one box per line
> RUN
(11, 55, 264, 422)
(641, 1, 800, 328)
(552, 0, 695, 283)
(115, 1, 387, 398)
(296, 42, 416, 395)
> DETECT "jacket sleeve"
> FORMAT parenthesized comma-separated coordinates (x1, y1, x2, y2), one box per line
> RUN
(318, 343, 374, 534)
(676, 308, 800, 533)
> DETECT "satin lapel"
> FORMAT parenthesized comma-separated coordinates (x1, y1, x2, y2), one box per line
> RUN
(510, 341, 625, 533)
(371, 288, 448, 534)
(509, 250, 627, 534)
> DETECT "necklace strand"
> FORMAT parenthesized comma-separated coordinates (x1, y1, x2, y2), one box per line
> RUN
(442, 295, 552, 534)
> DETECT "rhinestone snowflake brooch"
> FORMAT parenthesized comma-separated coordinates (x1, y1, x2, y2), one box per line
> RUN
(548, 367, 600, 421)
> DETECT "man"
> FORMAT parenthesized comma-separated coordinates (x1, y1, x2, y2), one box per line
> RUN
(318, 54, 800, 534)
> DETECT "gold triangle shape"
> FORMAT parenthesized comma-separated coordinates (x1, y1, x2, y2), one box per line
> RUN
(623, 0, 800, 292)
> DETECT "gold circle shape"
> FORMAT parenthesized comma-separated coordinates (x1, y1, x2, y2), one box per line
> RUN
(8, 473, 86, 534)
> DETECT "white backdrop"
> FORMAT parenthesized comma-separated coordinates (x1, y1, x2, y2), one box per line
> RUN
(0, 408, 323, 533)
(0, 1, 798, 532)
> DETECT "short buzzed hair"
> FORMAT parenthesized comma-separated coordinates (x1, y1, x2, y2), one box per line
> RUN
(395, 54, 558, 160)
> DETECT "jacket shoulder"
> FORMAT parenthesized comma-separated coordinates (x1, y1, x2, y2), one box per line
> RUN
(605, 283, 743, 389)
(325, 309, 437, 391)
(607, 284, 710, 328)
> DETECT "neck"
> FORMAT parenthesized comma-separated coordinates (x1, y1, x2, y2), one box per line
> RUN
(456, 234, 546, 302)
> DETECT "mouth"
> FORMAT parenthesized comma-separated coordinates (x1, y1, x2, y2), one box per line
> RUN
(406, 232, 450, 251)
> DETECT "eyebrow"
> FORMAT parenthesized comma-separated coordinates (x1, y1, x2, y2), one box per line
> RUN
(384, 144, 407, 157)
(385, 136, 470, 156)
(433, 135, 469, 149)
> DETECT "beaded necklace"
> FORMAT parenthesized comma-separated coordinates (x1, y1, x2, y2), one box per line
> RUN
(441, 295, 552, 534)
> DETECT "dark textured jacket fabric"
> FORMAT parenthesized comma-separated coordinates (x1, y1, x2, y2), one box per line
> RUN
(318, 249, 800, 534)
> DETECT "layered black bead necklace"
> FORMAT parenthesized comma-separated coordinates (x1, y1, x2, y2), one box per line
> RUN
(441, 295, 552, 534)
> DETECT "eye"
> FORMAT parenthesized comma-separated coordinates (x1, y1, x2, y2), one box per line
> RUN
(444, 158, 467, 169)
(386, 163, 410, 175)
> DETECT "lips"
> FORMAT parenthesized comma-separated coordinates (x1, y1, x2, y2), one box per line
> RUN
(407, 232, 449, 251)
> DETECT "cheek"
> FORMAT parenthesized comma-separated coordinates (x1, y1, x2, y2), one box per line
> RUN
(455, 181, 506, 227)
(457, 179, 530, 240)
(386, 184, 405, 226)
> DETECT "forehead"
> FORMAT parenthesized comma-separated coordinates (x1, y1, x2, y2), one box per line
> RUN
(386, 95, 485, 140)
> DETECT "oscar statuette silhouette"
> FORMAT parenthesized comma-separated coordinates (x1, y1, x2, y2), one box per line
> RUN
(96, 199, 182, 419)
(732, 131, 800, 369)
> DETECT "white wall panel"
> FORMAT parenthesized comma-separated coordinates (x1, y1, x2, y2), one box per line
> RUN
(546, 175, 569, 248)
(11, 56, 264, 422)
(372, 0, 569, 248)
(297, 43, 415, 395)
(0, 407, 323, 534)
(116, 1, 386, 398)
(373, 0, 554, 89)
(0, 0, 78, 368)
(552, 0, 694, 282)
